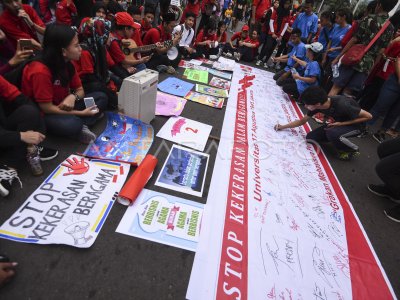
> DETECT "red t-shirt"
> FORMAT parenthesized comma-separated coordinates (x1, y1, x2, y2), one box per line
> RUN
(231, 31, 246, 47)
(0, 75, 20, 101)
(253, 0, 271, 21)
(39, 0, 53, 23)
(195, 29, 217, 47)
(376, 40, 400, 80)
(21, 61, 82, 106)
(73, 49, 115, 77)
(218, 31, 227, 43)
(143, 25, 171, 45)
(55, 0, 77, 26)
(141, 19, 153, 38)
(108, 32, 126, 65)
(0, 4, 44, 48)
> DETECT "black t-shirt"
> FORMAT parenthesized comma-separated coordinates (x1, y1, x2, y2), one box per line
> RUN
(235, 0, 247, 11)
(306, 96, 361, 122)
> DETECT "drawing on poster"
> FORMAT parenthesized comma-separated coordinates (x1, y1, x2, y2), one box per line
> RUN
(209, 77, 231, 90)
(185, 91, 225, 108)
(156, 92, 187, 116)
(183, 69, 209, 84)
(158, 77, 194, 97)
(195, 84, 228, 98)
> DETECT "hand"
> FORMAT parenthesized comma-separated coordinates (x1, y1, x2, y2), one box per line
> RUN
(18, 9, 33, 26)
(126, 66, 136, 74)
(141, 56, 151, 63)
(9, 40, 33, 66)
(331, 57, 339, 66)
(326, 122, 342, 128)
(58, 94, 76, 111)
(239, 40, 244, 46)
(272, 33, 278, 39)
(20, 131, 45, 144)
(292, 73, 300, 80)
(80, 106, 99, 116)
(276, 36, 282, 42)
(274, 124, 282, 131)
(61, 157, 89, 176)
(0, 29, 6, 41)
(291, 54, 297, 61)
(205, 40, 211, 47)
(0, 262, 17, 287)
(155, 42, 163, 48)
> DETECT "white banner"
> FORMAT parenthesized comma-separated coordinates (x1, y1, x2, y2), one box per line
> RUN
(187, 65, 396, 299)
(0, 155, 130, 248)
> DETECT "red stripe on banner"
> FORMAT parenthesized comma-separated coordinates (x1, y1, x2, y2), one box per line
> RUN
(290, 99, 394, 299)
(120, 165, 124, 175)
(112, 175, 118, 183)
(216, 75, 255, 300)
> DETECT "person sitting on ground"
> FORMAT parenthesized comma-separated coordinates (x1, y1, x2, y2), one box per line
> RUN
(141, 6, 155, 40)
(0, 36, 33, 75)
(172, 12, 195, 59)
(108, 12, 149, 78)
(193, 18, 219, 59)
(20, 24, 108, 144)
(272, 28, 306, 86)
(234, 30, 260, 62)
(1, 75, 58, 188)
(55, 0, 77, 26)
(143, 12, 182, 73)
(274, 86, 372, 160)
(281, 41, 322, 100)
(223, 24, 249, 57)
(0, 0, 46, 50)
(291, 0, 318, 44)
(367, 137, 400, 222)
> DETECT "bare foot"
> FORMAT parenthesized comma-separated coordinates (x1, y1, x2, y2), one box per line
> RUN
(0, 262, 17, 287)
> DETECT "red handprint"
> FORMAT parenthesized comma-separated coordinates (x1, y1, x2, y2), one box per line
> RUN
(61, 157, 90, 176)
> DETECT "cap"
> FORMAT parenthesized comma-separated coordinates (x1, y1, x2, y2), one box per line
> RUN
(115, 12, 140, 29)
(305, 42, 323, 53)
(242, 25, 249, 31)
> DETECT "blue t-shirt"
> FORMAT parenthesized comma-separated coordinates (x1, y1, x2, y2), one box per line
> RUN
(223, 0, 231, 10)
(292, 12, 319, 40)
(285, 42, 307, 72)
(318, 26, 333, 51)
(296, 60, 320, 94)
(327, 23, 351, 58)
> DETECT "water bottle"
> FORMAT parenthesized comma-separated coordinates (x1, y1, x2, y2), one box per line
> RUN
(332, 64, 339, 78)
(27, 145, 43, 176)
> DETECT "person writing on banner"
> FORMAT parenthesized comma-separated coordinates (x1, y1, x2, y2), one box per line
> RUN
(0, 0, 46, 50)
(274, 86, 372, 161)
(172, 12, 196, 59)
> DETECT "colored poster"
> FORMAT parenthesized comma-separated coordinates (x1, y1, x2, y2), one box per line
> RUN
(156, 116, 212, 151)
(208, 68, 232, 80)
(158, 77, 194, 97)
(212, 57, 235, 71)
(195, 58, 214, 65)
(84, 112, 153, 165)
(156, 92, 187, 116)
(0, 155, 130, 248)
(209, 77, 231, 90)
(188, 59, 203, 65)
(187, 65, 396, 299)
(185, 91, 225, 109)
(195, 84, 229, 98)
(183, 69, 209, 84)
(179, 60, 209, 71)
(155, 145, 209, 197)
(116, 189, 204, 252)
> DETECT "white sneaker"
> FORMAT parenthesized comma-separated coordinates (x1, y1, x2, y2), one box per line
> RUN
(256, 60, 262, 66)
(0, 165, 22, 197)
(209, 55, 218, 60)
(234, 52, 241, 61)
(275, 64, 282, 70)
(263, 62, 269, 68)
(225, 52, 233, 58)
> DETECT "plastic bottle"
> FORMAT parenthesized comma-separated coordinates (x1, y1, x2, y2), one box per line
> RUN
(27, 145, 43, 176)
(332, 64, 339, 78)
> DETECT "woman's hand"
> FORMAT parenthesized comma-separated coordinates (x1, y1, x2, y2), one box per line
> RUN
(9, 40, 33, 67)
(80, 106, 99, 116)
(20, 131, 45, 144)
(58, 94, 76, 111)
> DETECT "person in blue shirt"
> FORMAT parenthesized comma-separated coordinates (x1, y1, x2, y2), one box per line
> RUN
(318, 11, 334, 52)
(281, 42, 323, 100)
(273, 28, 307, 86)
(292, 0, 318, 43)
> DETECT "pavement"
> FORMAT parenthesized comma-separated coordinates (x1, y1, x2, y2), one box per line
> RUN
(1, 29, 399, 300)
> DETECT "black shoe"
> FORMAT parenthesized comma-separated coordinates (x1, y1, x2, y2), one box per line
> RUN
(367, 184, 400, 203)
(0, 165, 22, 197)
(372, 132, 385, 143)
(384, 205, 400, 223)
(37, 146, 59, 161)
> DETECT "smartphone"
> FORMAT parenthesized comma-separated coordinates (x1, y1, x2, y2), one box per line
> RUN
(84, 97, 98, 112)
(19, 39, 33, 50)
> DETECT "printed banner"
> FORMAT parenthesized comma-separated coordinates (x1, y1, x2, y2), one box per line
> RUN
(183, 69, 209, 84)
(84, 112, 153, 165)
(156, 92, 187, 116)
(187, 65, 396, 299)
(185, 91, 225, 109)
(116, 189, 204, 251)
(208, 68, 232, 80)
(155, 145, 209, 197)
(0, 155, 130, 248)
(156, 116, 212, 151)
(179, 60, 209, 71)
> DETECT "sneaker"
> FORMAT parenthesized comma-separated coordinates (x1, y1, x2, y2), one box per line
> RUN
(256, 60, 262, 66)
(209, 55, 218, 60)
(263, 62, 269, 69)
(267, 58, 275, 68)
(166, 66, 176, 74)
(367, 184, 400, 203)
(357, 128, 369, 138)
(275, 63, 282, 70)
(27, 145, 43, 176)
(337, 150, 360, 161)
(325, 116, 335, 124)
(225, 52, 233, 58)
(79, 125, 97, 144)
(372, 132, 386, 143)
(0, 165, 22, 197)
(312, 112, 325, 124)
(156, 64, 169, 73)
(234, 52, 240, 61)
(37, 146, 58, 161)
(384, 205, 400, 223)
(222, 52, 228, 57)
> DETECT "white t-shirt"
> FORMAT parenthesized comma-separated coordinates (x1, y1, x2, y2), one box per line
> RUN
(173, 24, 194, 47)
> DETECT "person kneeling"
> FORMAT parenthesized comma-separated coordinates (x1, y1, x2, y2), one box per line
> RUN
(275, 86, 372, 161)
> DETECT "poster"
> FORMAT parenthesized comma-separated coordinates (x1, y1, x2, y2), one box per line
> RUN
(195, 84, 229, 98)
(209, 77, 231, 90)
(195, 58, 214, 65)
(0, 155, 130, 248)
(158, 77, 194, 97)
(187, 65, 396, 299)
(185, 91, 225, 109)
(156, 116, 212, 151)
(155, 145, 209, 197)
(116, 189, 204, 252)
(179, 60, 209, 71)
(183, 69, 209, 84)
(188, 59, 203, 65)
(208, 68, 232, 80)
(84, 112, 153, 165)
(212, 57, 235, 72)
(156, 92, 187, 116)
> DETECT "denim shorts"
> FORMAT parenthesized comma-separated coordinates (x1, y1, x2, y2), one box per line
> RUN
(332, 65, 368, 92)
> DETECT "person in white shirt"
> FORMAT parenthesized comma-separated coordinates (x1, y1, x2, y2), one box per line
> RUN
(172, 12, 196, 58)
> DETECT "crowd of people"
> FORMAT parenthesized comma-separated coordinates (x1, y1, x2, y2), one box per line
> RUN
(0, 0, 400, 286)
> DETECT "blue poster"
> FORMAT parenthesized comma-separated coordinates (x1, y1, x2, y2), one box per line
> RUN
(158, 77, 195, 97)
(84, 112, 154, 165)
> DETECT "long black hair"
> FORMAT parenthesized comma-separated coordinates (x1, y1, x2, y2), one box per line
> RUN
(42, 24, 77, 87)
(277, 0, 291, 31)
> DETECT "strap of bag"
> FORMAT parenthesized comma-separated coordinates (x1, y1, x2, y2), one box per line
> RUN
(362, 20, 391, 55)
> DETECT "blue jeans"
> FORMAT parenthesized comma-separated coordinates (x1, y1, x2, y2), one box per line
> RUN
(368, 74, 400, 130)
(44, 91, 108, 138)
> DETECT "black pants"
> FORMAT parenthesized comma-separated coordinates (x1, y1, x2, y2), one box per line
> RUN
(146, 52, 181, 70)
(197, 13, 210, 33)
(0, 103, 44, 169)
(376, 138, 400, 197)
(358, 77, 385, 111)
(238, 46, 255, 62)
(259, 35, 277, 63)
(306, 124, 361, 152)
(273, 69, 292, 86)
(193, 45, 219, 59)
(281, 77, 300, 99)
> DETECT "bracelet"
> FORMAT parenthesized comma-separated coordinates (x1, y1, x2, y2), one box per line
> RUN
(72, 91, 81, 101)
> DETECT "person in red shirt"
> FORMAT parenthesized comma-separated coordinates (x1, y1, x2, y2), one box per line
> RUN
(193, 18, 218, 58)
(39, 0, 57, 24)
(251, 0, 271, 31)
(181, 0, 201, 30)
(217, 20, 227, 45)
(21, 24, 107, 144)
(143, 12, 182, 72)
(222, 24, 249, 57)
(55, 0, 77, 26)
(234, 30, 260, 61)
(141, 6, 155, 40)
(108, 12, 150, 78)
(0, 0, 45, 50)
